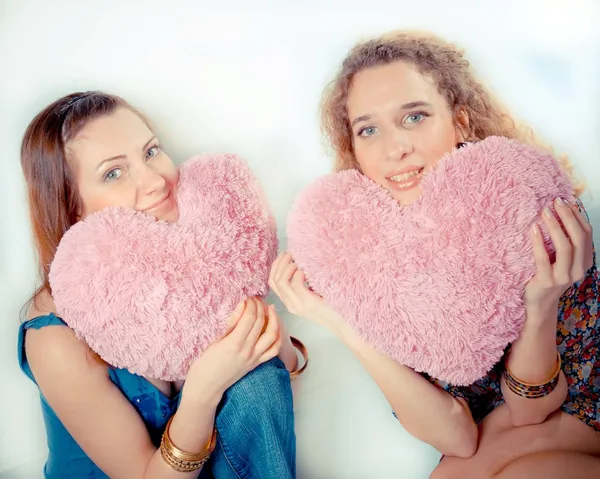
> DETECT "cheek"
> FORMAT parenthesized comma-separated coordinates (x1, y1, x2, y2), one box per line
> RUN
(419, 124, 458, 170)
(166, 167, 179, 188)
(354, 142, 380, 177)
(157, 156, 179, 186)
(79, 184, 137, 218)
(76, 171, 140, 218)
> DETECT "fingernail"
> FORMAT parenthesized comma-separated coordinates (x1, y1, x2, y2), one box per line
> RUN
(555, 197, 565, 207)
(531, 223, 539, 235)
(543, 207, 552, 218)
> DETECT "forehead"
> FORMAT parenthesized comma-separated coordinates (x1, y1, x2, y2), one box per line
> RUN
(68, 108, 152, 163)
(347, 61, 443, 117)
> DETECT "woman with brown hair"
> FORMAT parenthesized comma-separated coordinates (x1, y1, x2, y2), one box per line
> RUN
(270, 30, 599, 478)
(19, 91, 299, 479)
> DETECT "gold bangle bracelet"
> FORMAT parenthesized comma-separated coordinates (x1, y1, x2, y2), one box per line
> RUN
(161, 440, 211, 472)
(289, 336, 309, 380)
(160, 416, 217, 472)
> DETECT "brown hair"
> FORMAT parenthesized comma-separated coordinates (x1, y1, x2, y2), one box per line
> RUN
(320, 30, 582, 194)
(20, 91, 148, 302)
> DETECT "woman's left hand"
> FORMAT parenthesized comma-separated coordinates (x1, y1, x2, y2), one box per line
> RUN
(524, 198, 594, 313)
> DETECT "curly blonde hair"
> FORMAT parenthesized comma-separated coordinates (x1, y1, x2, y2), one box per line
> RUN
(320, 29, 582, 194)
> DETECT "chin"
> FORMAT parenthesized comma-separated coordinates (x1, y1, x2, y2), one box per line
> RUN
(391, 188, 422, 206)
(159, 208, 180, 222)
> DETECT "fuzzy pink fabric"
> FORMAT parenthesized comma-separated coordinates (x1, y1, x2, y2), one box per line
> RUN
(49, 154, 278, 381)
(287, 137, 574, 385)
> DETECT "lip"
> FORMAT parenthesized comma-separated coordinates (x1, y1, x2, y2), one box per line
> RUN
(386, 165, 424, 179)
(386, 166, 425, 192)
(143, 191, 171, 212)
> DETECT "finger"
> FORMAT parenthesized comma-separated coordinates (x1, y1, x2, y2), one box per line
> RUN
(269, 261, 284, 304)
(224, 299, 247, 334)
(280, 260, 299, 283)
(276, 275, 304, 314)
(290, 269, 313, 303)
(246, 299, 266, 346)
(275, 260, 303, 311)
(555, 199, 588, 278)
(542, 207, 573, 282)
(256, 309, 282, 364)
(291, 269, 311, 296)
(254, 304, 281, 355)
(269, 253, 293, 301)
(257, 332, 282, 365)
(229, 297, 257, 340)
(291, 269, 326, 302)
(567, 201, 593, 235)
(531, 223, 552, 279)
(268, 252, 286, 290)
(273, 252, 294, 282)
(555, 198, 586, 246)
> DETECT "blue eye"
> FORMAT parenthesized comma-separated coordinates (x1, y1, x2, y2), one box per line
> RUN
(405, 112, 428, 124)
(358, 126, 378, 137)
(104, 168, 122, 182)
(146, 145, 160, 160)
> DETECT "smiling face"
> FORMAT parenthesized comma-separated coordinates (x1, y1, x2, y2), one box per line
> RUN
(347, 60, 465, 206)
(68, 107, 180, 221)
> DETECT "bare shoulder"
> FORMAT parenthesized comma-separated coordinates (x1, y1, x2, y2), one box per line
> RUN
(22, 296, 158, 477)
(25, 289, 108, 386)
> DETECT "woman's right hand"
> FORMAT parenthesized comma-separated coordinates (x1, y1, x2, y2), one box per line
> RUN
(270, 252, 478, 457)
(269, 252, 354, 338)
(182, 298, 282, 405)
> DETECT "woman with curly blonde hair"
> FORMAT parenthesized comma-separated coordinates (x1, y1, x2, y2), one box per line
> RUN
(271, 30, 599, 478)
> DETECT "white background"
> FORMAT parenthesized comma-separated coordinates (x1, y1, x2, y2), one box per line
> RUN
(1, 0, 599, 477)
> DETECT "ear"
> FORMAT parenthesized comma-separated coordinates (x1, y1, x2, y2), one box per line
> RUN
(453, 106, 471, 142)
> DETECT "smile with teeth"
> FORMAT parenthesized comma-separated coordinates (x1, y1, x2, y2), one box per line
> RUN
(389, 168, 423, 184)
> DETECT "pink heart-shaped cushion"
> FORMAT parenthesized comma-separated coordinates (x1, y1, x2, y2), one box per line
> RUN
(287, 137, 574, 385)
(49, 154, 278, 381)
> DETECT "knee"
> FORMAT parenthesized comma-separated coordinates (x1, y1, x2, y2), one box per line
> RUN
(429, 460, 458, 479)
(219, 357, 293, 421)
(508, 410, 548, 428)
(212, 358, 296, 478)
(453, 437, 478, 459)
(429, 455, 487, 479)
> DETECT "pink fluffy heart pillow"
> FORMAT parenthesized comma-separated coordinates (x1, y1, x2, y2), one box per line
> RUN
(49, 154, 278, 381)
(287, 137, 574, 385)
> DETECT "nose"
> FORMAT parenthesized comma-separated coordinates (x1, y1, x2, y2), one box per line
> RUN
(135, 163, 167, 197)
(382, 128, 413, 163)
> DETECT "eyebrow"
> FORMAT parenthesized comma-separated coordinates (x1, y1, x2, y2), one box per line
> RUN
(350, 101, 432, 127)
(95, 136, 157, 172)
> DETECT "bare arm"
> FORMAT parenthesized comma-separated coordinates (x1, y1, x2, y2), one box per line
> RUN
(331, 319, 477, 458)
(270, 253, 478, 458)
(26, 295, 282, 478)
(501, 301, 568, 427)
(26, 325, 217, 479)
(503, 200, 594, 426)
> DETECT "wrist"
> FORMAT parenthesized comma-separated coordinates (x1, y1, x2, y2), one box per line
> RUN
(180, 382, 224, 410)
(525, 297, 559, 326)
(327, 316, 361, 347)
(167, 401, 218, 460)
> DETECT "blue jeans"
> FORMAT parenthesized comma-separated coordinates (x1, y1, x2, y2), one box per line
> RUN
(202, 357, 296, 479)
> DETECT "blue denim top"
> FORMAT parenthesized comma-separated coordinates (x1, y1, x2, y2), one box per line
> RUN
(18, 313, 181, 478)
